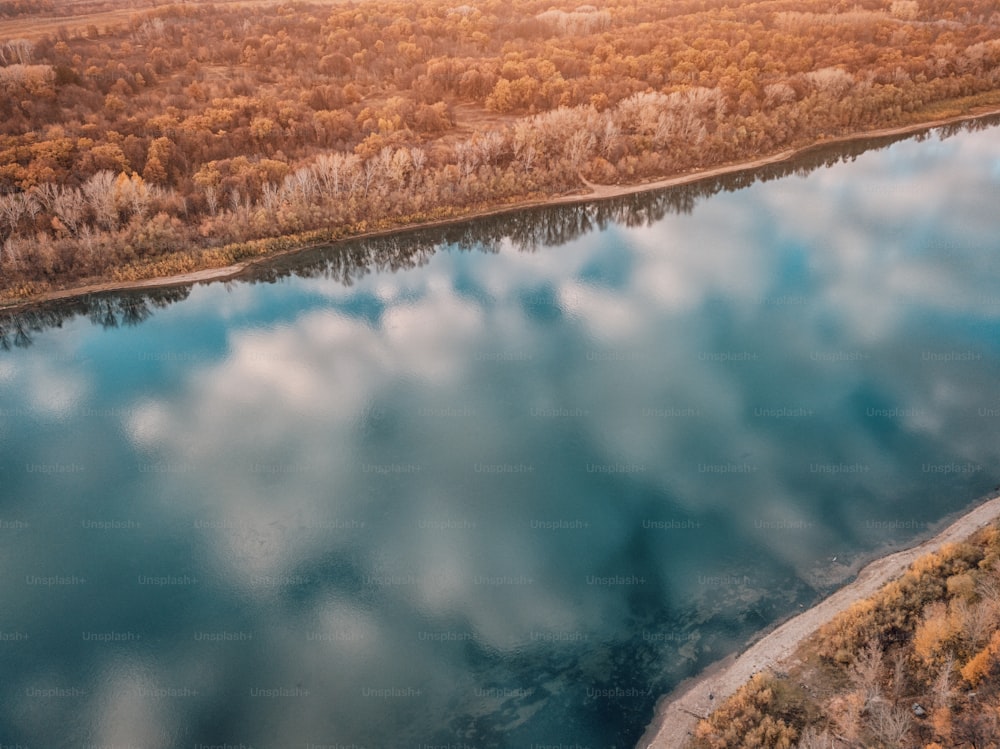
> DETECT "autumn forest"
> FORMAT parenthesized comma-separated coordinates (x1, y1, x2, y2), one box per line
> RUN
(1, 0, 999, 302)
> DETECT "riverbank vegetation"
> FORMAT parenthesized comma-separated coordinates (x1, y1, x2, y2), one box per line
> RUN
(1, 0, 1000, 303)
(689, 523, 1000, 748)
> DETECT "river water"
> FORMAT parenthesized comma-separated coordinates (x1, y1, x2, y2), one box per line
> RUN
(2, 118, 1000, 748)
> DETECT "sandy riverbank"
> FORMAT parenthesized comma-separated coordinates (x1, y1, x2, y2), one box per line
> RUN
(3, 105, 1000, 315)
(637, 489, 1000, 749)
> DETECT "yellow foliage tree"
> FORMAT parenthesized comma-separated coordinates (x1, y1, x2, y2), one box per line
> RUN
(914, 602, 961, 667)
(960, 629, 1000, 686)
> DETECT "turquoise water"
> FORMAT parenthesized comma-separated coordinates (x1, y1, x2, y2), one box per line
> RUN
(2, 120, 1000, 748)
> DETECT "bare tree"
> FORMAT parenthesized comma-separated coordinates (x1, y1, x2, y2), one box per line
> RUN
(850, 640, 885, 707)
(536, 8, 610, 35)
(1, 236, 20, 270)
(795, 726, 837, 749)
(79, 224, 96, 256)
(615, 91, 670, 136)
(361, 158, 382, 196)
(228, 188, 242, 214)
(409, 147, 427, 184)
(204, 185, 218, 216)
(280, 167, 317, 206)
(376, 146, 394, 179)
(961, 597, 1000, 650)
(312, 153, 343, 195)
(564, 130, 595, 170)
(831, 690, 865, 745)
(31, 182, 59, 213)
(52, 186, 85, 235)
(653, 113, 675, 147)
(975, 560, 1000, 605)
(0, 193, 31, 237)
(83, 171, 119, 230)
(867, 703, 911, 748)
(116, 174, 150, 220)
(387, 147, 412, 187)
(292, 167, 318, 202)
(347, 159, 363, 194)
(133, 17, 165, 44)
(598, 117, 621, 158)
(805, 67, 855, 97)
(454, 141, 478, 179)
(931, 654, 955, 711)
(528, 107, 588, 158)
(3, 39, 34, 65)
(23, 192, 41, 225)
(889, 649, 909, 703)
(473, 130, 504, 166)
(764, 82, 797, 107)
(520, 144, 537, 173)
(260, 182, 280, 213)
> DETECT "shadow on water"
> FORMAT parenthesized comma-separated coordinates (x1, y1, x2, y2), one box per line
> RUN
(2, 113, 998, 351)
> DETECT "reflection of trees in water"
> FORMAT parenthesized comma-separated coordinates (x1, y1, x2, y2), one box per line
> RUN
(3, 115, 997, 350)
(0, 286, 190, 350)
(937, 112, 1000, 140)
(87, 293, 161, 329)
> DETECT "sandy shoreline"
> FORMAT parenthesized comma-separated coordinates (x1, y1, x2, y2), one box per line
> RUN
(637, 489, 1000, 749)
(3, 105, 1000, 314)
